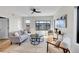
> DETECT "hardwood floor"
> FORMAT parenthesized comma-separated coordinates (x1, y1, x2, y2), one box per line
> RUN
(0, 39, 11, 51)
(2, 38, 47, 53)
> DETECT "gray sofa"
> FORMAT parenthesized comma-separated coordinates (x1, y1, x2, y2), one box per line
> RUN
(9, 30, 29, 45)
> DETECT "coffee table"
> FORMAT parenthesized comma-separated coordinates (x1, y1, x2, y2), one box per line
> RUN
(30, 34, 41, 45)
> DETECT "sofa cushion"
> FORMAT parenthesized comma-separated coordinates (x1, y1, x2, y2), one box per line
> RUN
(20, 34, 28, 42)
(24, 30, 27, 34)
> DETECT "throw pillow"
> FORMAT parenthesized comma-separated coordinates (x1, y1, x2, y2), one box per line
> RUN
(14, 32, 19, 37)
(24, 31, 28, 34)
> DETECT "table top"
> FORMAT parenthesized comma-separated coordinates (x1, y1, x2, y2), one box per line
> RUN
(31, 34, 40, 39)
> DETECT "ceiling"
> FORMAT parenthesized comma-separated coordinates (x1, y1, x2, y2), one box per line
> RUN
(0, 6, 61, 17)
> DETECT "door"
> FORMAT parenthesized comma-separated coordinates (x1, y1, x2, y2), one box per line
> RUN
(0, 17, 9, 39)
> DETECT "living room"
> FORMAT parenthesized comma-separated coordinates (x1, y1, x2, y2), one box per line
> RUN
(0, 6, 78, 53)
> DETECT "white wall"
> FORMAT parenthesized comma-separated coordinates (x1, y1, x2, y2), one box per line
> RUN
(9, 17, 23, 32)
(22, 16, 53, 34)
(0, 12, 23, 33)
(54, 6, 74, 37)
(53, 6, 75, 52)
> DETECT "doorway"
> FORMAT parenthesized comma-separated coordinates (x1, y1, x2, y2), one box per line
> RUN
(0, 17, 9, 39)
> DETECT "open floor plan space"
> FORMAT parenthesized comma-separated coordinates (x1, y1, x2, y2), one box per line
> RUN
(0, 6, 78, 53)
(2, 38, 47, 53)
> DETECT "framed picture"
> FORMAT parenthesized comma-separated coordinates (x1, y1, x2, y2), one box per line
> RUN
(55, 14, 67, 28)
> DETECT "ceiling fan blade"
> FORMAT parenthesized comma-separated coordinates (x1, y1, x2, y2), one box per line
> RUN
(36, 11, 41, 13)
(30, 7, 41, 14)
(31, 11, 34, 14)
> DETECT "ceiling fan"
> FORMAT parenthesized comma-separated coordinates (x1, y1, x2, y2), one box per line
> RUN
(30, 8, 41, 14)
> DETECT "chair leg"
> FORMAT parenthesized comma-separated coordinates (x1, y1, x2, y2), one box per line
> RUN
(19, 43, 21, 46)
(47, 42, 48, 53)
(11, 42, 12, 45)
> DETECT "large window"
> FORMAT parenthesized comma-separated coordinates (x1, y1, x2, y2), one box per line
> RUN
(55, 15, 67, 28)
(35, 20, 51, 30)
(55, 19, 65, 28)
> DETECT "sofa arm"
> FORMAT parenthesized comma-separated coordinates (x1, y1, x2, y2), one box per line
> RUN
(9, 36, 20, 43)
